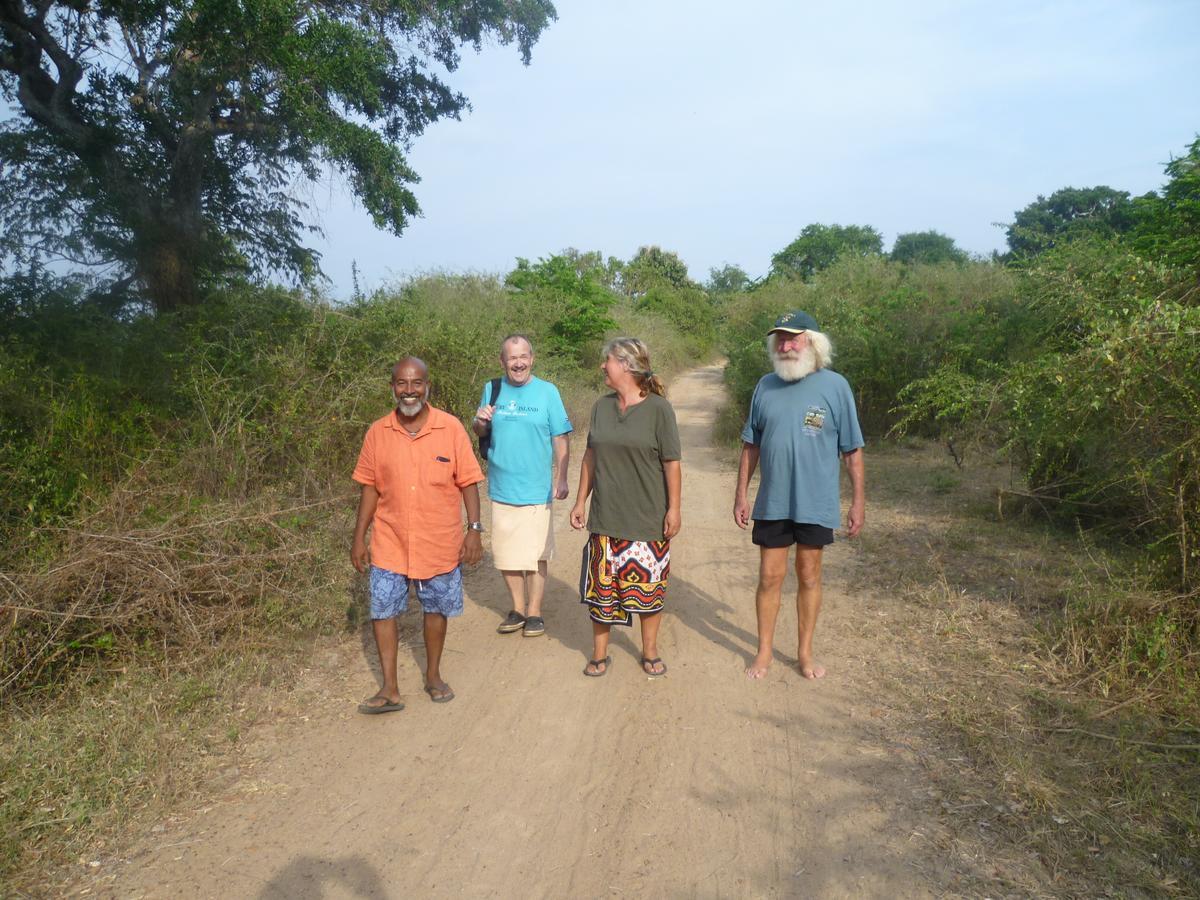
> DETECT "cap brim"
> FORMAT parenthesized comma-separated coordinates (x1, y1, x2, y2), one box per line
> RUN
(768, 326, 807, 334)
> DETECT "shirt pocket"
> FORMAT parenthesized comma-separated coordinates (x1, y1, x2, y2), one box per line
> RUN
(428, 455, 453, 486)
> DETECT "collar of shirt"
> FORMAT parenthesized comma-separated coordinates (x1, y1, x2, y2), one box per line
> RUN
(383, 407, 447, 438)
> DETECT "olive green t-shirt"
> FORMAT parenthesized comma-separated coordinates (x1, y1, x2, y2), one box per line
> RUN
(585, 392, 682, 542)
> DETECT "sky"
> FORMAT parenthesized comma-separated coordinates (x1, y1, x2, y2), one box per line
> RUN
(308, 0, 1200, 296)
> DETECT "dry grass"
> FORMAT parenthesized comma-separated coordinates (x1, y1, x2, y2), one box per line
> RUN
(0, 477, 363, 892)
(850, 439, 1200, 897)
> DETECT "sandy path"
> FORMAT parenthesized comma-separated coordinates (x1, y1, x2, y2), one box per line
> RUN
(106, 365, 951, 899)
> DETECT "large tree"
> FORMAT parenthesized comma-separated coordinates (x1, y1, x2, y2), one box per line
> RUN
(0, 0, 556, 310)
(705, 263, 751, 295)
(890, 230, 968, 265)
(620, 245, 696, 297)
(770, 223, 882, 281)
(1004, 186, 1134, 259)
(1132, 136, 1200, 276)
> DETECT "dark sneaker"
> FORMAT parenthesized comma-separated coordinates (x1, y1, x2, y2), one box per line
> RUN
(522, 615, 545, 637)
(497, 610, 526, 634)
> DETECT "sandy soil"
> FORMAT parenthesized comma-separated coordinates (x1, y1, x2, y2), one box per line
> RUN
(91, 364, 962, 899)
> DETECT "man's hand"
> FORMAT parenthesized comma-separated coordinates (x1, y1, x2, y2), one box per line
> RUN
(570, 501, 587, 530)
(351, 536, 370, 574)
(663, 507, 681, 540)
(733, 496, 751, 529)
(472, 404, 494, 437)
(554, 476, 570, 501)
(846, 500, 865, 538)
(461, 530, 483, 566)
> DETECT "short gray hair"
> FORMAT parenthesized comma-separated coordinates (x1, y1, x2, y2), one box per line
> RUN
(500, 333, 534, 359)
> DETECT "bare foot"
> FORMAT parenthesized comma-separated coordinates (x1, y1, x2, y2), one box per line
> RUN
(745, 655, 772, 679)
(798, 660, 826, 679)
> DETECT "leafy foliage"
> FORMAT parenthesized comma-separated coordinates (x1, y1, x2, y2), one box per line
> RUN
(1004, 186, 1135, 259)
(705, 263, 752, 296)
(721, 255, 1018, 436)
(504, 255, 617, 362)
(770, 223, 883, 280)
(0, 0, 556, 309)
(611, 246, 716, 355)
(898, 238, 1199, 589)
(621, 245, 694, 296)
(890, 230, 969, 265)
(1131, 136, 1200, 276)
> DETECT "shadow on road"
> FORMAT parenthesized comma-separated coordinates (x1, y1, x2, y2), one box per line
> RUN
(259, 854, 385, 899)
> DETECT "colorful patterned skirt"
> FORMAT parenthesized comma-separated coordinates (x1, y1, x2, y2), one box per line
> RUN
(579, 533, 670, 626)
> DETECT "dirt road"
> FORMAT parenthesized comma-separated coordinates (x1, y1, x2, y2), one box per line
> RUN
(106, 364, 955, 898)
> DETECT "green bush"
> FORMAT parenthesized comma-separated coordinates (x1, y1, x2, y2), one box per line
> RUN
(899, 238, 1200, 588)
(718, 256, 1018, 438)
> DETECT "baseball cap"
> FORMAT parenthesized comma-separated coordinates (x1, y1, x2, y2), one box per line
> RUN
(768, 310, 819, 334)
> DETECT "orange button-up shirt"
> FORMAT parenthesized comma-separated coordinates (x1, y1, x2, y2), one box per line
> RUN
(352, 406, 484, 579)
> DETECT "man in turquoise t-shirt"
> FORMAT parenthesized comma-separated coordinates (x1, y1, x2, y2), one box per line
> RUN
(733, 311, 866, 682)
(473, 334, 572, 638)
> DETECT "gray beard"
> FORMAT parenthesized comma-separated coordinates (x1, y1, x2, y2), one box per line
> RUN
(772, 348, 817, 382)
(393, 392, 426, 417)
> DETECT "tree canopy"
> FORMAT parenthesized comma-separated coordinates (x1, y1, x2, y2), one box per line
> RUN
(1131, 136, 1200, 275)
(621, 245, 697, 296)
(770, 223, 883, 280)
(1004, 186, 1134, 259)
(705, 263, 751, 295)
(0, 0, 556, 310)
(890, 230, 968, 265)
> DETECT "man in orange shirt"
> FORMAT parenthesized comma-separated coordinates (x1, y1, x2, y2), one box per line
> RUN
(351, 357, 484, 711)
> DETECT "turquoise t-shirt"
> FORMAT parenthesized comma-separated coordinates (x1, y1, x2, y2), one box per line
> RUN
(740, 368, 864, 529)
(480, 375, 573, 505)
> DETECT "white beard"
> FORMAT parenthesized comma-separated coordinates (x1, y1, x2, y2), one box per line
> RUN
(772, 347, 817, 382)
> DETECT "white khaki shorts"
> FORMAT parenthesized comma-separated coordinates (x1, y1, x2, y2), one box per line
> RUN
(491, 501, 555, 571)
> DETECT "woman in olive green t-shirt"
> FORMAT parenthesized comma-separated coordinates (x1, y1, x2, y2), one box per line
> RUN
(570, 337, 682, 678)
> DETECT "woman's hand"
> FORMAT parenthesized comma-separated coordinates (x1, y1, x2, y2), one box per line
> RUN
(663, 507, 681, 540)
(570, 502, 587, 530)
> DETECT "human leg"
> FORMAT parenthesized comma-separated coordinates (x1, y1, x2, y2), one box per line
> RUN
(415, 567, 462, 701)
(422, 612, 453, 699)
(585, 619, 612, 675)
(526, 560, 547, 618)
(794, 546, 825, 679)
(521, 561, 549, 636)
(639, 611, 666, 676)
(747, 546, 790, 679)
(362, 566, 409, 711)
(363, 617, 404, 709)
(501, 571, 530, 628)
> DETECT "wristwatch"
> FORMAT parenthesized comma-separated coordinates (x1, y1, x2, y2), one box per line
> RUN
(466, 521, 485, 533)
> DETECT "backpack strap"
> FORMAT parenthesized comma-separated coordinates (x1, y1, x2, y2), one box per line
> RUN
(488, 377, 502, 407)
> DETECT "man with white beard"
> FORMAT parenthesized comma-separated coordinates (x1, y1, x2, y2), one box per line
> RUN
(351, 357, 484, 711)
(733, 311, 865, 681)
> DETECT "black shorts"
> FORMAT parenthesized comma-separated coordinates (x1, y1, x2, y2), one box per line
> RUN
(751, 519, 834, 549)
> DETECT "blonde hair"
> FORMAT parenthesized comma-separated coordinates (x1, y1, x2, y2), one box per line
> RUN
(602, 337, 665, 397)
(767, 330, 834, 369)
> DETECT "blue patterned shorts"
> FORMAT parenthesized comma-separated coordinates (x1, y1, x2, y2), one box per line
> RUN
(369, 565, 463, 619)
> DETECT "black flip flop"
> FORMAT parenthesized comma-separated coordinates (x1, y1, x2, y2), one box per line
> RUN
(583, 655, 611, 677)
(358, 695, 405, 714)
(424, 683, 455, 703)
(641, 657, 667, 678)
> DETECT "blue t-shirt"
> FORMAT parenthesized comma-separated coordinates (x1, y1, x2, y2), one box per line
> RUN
(740, 368, 864, 529)
(480, 375, 573, 505)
